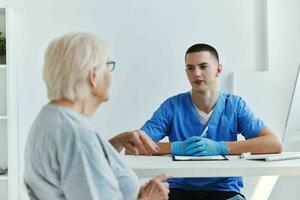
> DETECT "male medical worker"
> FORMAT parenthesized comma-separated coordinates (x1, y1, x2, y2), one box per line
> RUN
(139, 43, 283, 200)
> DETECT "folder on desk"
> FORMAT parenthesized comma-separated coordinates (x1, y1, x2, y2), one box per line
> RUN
(172, 155, 228, 161)
(243, 152, 300, 162)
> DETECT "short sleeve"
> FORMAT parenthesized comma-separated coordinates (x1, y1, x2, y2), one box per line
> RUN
(141, 100, 173, 141)
(237, 98, 267, 139)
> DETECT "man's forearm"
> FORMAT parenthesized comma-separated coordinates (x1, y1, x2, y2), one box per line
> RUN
(125, 142, 171, 155)
(226, 130, 283, 154)
(155, 142, 171, 155)
(125, 128, 283, 156)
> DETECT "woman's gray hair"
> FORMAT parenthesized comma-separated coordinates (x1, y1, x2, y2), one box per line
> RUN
(43, 32, 108, 101)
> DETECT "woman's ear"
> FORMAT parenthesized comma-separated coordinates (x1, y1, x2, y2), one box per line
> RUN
(87, 67, 97, 89)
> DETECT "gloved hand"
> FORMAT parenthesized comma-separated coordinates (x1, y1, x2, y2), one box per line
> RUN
(186, 138, 228, 156)
(171, 136, 201, 155)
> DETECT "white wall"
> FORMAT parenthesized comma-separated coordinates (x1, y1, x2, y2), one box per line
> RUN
(0, 181, 8, 200)
(233, 0, 300, 199)
(13, 0, 267, 140)
(267, 0, 300, 199)
(8, 0, 298, 199)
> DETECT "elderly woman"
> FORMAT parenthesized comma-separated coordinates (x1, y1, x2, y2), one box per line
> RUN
(24, 32, 170, 200)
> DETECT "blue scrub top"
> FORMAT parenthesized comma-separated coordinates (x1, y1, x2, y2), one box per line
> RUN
(141, 92, 266, 192)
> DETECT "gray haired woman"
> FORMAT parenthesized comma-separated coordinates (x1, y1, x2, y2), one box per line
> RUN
(24, 32, 170, 200)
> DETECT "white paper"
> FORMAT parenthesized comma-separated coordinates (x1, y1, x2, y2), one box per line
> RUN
(173, 155, 226, 161)
(243, 152, 300, 162)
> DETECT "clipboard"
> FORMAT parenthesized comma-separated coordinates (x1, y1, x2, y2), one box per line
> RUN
(172, 154, 228, 161)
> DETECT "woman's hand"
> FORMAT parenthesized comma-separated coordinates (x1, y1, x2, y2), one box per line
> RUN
(109, 130, 158, 155)
(138, 174, 171, 200)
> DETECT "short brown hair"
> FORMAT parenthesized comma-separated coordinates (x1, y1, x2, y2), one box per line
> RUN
(185, 43, 219, 63)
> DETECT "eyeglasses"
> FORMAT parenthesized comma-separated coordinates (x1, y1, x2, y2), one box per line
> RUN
(107, 61, 116, 72)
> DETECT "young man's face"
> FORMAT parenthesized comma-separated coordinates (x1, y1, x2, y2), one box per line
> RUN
(185, 51, 222, 93)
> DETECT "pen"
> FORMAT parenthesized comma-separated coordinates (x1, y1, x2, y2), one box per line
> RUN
(200, 126, 208, 137)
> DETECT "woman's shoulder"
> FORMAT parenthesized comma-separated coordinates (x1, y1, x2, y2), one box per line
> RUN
(29, 104, 96, 148)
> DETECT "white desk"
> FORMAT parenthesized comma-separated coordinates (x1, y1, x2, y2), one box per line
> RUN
(125, 155, 300, 178)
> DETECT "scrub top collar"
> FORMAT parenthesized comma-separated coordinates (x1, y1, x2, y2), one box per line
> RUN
(187, 91, 226, 137)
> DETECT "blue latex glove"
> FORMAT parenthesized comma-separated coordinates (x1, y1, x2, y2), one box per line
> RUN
(171, 136, 201, 155)
(186, 138, 228, 156)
